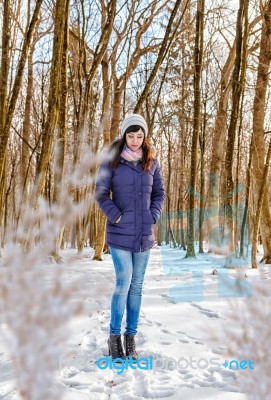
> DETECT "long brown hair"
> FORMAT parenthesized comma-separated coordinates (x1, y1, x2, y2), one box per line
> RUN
(108, 128, 155, 172)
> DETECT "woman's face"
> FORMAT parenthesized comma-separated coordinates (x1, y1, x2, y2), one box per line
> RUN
(125, 129, 144, 151)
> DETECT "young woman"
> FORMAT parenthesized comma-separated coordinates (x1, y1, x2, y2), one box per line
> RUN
(95, 113, 165, 361)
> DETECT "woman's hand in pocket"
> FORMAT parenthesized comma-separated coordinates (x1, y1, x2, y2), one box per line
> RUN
(115, 215, 122, 224)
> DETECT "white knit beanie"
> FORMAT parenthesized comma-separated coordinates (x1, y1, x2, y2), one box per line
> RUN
(120, 113, 148, 137)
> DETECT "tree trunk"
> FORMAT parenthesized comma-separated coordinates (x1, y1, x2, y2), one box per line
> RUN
(0, 0, 10, 253)
(240, 136, 253, 259)
(35, 0, 68, 199)
(110, 84, 122, 140)
(224, 0, 248, 267)
(185, 0, 205, 258)
(93, 50, 111, 261)
(165, 128, 177, 248)
(250, 0, 271, 264)
(93, 213, 107, 261)
(252, 139, 271, 268)
(0, 0, 10, 139)
(207, 42, 235, 253)
(51, 0, 70, 262)
(199, 97, 207, 253)
(21, 48, 34, 199)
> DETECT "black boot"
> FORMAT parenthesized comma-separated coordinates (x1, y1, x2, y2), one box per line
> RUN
(124, 334, 138, 361)
(107, 335, 126, 361)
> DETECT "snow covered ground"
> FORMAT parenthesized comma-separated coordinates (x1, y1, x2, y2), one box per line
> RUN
(1, 244, 268, 400)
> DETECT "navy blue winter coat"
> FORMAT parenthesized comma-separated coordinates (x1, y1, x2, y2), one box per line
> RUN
(95, 156, 165, 252)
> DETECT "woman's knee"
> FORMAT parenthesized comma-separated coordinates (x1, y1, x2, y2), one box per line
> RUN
(114, 285, 130, 296)
(114, 277, 131, 294)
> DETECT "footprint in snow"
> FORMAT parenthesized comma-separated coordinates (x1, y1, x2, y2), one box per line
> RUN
(190, 303, 220, 319)
(178, 338, 189, 344)
(211, 347, 227, 355)
(160, 293, 177, 304)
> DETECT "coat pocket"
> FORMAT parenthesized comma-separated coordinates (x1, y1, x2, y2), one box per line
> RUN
(145, 209, 155, 224)
(115, 210, 130, 225)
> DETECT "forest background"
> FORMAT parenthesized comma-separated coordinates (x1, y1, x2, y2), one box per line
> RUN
(0, 0, 271, 269)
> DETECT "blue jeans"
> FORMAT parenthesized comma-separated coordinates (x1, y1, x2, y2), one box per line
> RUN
(109, 246, 151, 336)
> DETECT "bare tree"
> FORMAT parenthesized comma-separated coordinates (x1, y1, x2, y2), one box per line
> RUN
(185, 0, 205, 258)
(250, 0, 271, 265)
(224, 0, 248, 267)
